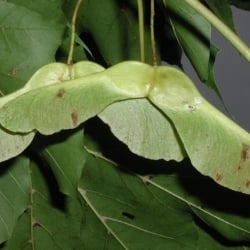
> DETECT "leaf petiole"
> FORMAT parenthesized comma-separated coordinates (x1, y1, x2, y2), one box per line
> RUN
(137, 0, 145, 62)
(67, 0, 83, 65)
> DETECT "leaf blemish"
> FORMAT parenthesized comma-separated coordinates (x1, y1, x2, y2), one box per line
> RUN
(246, 180, 250, 188)
(56, 88, 66, 98)
(71, 112, 78, 126)
(122, 212, 135, 220)
(238, 144, 249, 170)
(241, 144, 249, 162)
(215, 173, 223, 182)
(8, 67, 21, 76)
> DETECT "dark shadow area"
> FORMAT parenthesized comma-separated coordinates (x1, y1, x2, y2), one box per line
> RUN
(29, 153, 67, 212)
(154, 1, 182, 66)
(79, 32, 108, 67)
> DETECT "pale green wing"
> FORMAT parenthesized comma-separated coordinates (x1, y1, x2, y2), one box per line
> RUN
(148, 66, 250, 194)
(99, 98, 185, 162)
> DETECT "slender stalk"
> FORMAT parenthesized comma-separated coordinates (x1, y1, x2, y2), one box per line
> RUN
(67, 0, 83, 65)
(137, 0, 145, 62)
(183, 0, 250, 62)
(150, 0, 157, 66)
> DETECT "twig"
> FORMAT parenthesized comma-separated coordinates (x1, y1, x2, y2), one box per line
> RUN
(183, 0, 250, 62)
(67, 0, 83, 65)
(137, 0, 145, 62)
(150, 0, 157, 66)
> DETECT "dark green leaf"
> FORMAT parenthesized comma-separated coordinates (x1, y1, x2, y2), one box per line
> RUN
(0, 1, 65, 93)
(0, 156, 30, 243)
(1, 160, 84, 249)
(78, 155, 197, 249)
(163, 0, 211, 82)
(152, 169, 250, 242)
(204, 0, 235, 31)
(78, 149, 249, 249)
(207, 45, 224, 100)
(38, 128, 87, 197)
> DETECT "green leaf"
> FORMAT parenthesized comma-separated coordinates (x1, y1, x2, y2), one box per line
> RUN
(78, 155, 195, 249)
(163, 0, 223, 99)
(5, 0, 65, 20)
(1, 160, 85, 249)
(99, 98, 185, 161)
(37, 128, 87, 197)
(78, 149, 249, 249)
(148, 65, 250, 194)
(204, 0, 235, 31)
(0, 1, 65, 93)
(0, 156, 30, 243)
(151, 169, 250, 242)
(163, 0, 211, 82)
(206, 45, 223, 100)
(0, 61, 151, 135)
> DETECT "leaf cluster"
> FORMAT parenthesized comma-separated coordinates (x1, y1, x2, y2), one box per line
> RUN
(0, 0, 250, 249)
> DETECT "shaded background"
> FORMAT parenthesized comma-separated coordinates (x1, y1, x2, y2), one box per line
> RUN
(182, 7, 250, 130)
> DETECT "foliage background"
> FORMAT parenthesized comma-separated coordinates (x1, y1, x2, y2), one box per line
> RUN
(0, 0, 250, 249)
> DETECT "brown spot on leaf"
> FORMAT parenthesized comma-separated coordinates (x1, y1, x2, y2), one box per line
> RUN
(241, 144, 249, 162)
(246, 180, 250, 188)
(71, 112, 78, 126)
(237, 144, 249, 171)
(56, 88, 66, 98)
(8, 67, 21, 76)
(215, 173, 223, 182)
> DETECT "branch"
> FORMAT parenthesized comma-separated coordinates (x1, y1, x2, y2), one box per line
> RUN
(183, 0, 250, 62)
